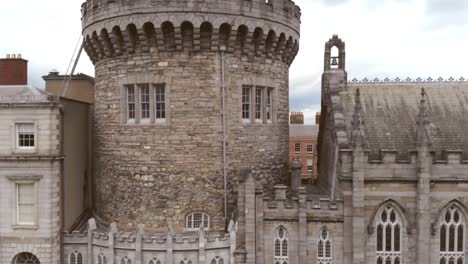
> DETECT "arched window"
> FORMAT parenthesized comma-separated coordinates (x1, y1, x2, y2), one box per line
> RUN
(274, 226, 289, 264)
(318, 227, 332, 264)
(121, 256, 132, 264)
(376, 205, 402, 264)
(13, 252, 40, 264)
(440, 206, 465, 264)
(97, 253, 107, 264)
(211, 256, 224, 264)
(186, 212, 209, 229)
(69, 250, 83, 264)
(149, 258, 161, 264)
(180, 258, 193, 264)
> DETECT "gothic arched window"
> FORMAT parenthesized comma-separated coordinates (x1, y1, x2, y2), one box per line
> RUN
(376, 206, 402, 264)
(318, 227, 332, 264)
(180, 258, 192, 264)
(440, 206, 465, 264)
(69, 250, 83, 264)
(13, 252, 40, 264)
(149, 258, 161, 264)
(274, 226, 289, 264)
(121, 256, 132, 264)
(97, 253, 107, 264)
(211, 256, 224, 264)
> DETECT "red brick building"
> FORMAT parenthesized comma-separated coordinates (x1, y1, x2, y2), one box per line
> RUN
(0, 54, 28, 85)
(289, 112, 320, 180)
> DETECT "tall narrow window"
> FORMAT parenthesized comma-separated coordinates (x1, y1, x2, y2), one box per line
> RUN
(149, 258, 161, 264)
(126, 85, 136, 122)
(16, 123, 35, 149)
(242, 86, 251, 121)
(274, 226, 289, 264)
(98, 253, 107, 264)
(307, 159, 314, 171)
(376, 206, 402, 264)
(294, 143, 301, 153)
(266, 88, 272, 122)
(307, 144, 313, 153)
(440, 206, 465, 264)
(186, 212, 209, 230)
(17, 183, 35, 225)
(255, 87, 262, 121)
(318, 227, 332, 264)
(180, 258, 193, 264)
(69, 250, 83, 264)
(121, 256, 132, 264)
(211, 256, 224, 264)
(155, 84, 166, 121)
(140, 84, 150, 122)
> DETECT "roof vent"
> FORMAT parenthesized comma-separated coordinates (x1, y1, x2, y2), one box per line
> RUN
(49, 69, 59, 75)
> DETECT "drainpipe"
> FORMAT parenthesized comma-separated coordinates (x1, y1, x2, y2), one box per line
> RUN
(220, 45, 228, 222)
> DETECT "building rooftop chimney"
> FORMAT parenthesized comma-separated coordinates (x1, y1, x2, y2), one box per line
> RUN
(290, 112, 304, 125)
(0, 54, 28, 85)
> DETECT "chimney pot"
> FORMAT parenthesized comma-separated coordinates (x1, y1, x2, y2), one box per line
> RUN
(6, 54, 10, 59)
(11, 54, 16, 59)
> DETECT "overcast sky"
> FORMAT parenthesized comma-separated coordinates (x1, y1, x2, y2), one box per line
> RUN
(1, 0, 467, 124)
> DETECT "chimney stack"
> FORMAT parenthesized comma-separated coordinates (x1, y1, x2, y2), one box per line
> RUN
(315, 112, 321, 125)
(290, 112, 304, 125)
(0, 54, 28, 85)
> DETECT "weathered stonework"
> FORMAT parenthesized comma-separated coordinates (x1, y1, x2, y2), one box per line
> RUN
(82, 0, 301, 230)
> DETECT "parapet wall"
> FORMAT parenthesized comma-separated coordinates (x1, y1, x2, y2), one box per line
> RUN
(81, 0, 300, 64)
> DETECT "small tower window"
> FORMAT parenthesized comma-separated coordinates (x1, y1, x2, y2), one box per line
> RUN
(186, 212, 209, 230)
(330, 46, 339, 69)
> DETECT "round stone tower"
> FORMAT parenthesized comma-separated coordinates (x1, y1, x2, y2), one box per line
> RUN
(81, 0, 300, 231)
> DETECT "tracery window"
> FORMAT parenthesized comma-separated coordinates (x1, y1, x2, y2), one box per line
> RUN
(274, 226, 289, 264)
(376, 206, 402, 264)
(69, 250, 83, 264)
(180, 258, 192, 264)
(186, 212, 209, 230)
(97, 253, 107, 264)
(149, 258, 161, 264)
(440, 206, 465, 264)
(318, 227, 332, 264)
(211, 256, 224, 264)
(121, 256, 132, 264)
(14, 252, 40, 264)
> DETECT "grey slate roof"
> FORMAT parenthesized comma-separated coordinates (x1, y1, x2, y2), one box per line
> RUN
(0, 85, 54, 103)
(289, 124, 319, 139)
(341, 81, 468, 153)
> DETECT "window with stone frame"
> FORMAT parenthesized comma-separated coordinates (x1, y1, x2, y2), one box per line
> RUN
(121, 256, 132, 264)
(211, 256, 224, 264)
(307, 144, 313, 153)
(149, 258, 161, 264)
(242, 85, 274, 124)
(294, 143, 301, 153)
(16, 123, 35, 149)
(376, 206, 402, 264)
(13, 252, 40, 264)
(274, 226, 289, 264)
(124, 83, 166, 124)
(69, 250, 83, 264)
(180, 258, 193, 264)
(307, 159, 314, 171)
(440, 206, 465, 264)
(186, 212, 209, 230)
(16, 182, 35, 225)
(318, 227, 333, 264)
(97, 253, 107, 264)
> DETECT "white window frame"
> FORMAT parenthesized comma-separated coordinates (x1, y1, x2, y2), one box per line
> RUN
(124, 83, 167, 125)
(439, 206, 465, 264)
(180, 258, 193, 264)
(294, 143, 301, 153)
(14, 121, 38, 152)
(307, 144, 313, 153)
(211, 256, 224, 264)
(97, 253, 107, 264)
(255, 86, 263, 123)
(242, 86, 251, 123)
(126, 84, 136, 124)
(376, 205, 402, 264)
(274, 226, 289, 264)
(149, 258, 161, 264)
(266, 88, 273, 123)
(154, 83, 166, 124)
(8, 175, 42, 227)
(318, 227, 333, 264)
(121, 256, 132, 264)
(185, 212, 210, 230)
(139, 84, 151, 124)
(307, 159, 314, 171)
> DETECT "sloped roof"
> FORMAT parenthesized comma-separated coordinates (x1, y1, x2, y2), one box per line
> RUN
(0, 85, 55, 103)
(341, 81, 468, 153)
(290, 124, 319, 139)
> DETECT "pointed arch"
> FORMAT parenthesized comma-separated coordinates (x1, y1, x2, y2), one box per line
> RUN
(374, 203, 403, 264)
(317, 227, 333, 264)
(69, 250, 83, 264)
(13, 252, 40, 264)
(368, 198, 412, 235)
(274, 225, 289, 264)
(433, 199, 468, 235)
(149, 258, 161, 264)
(97, 253, 107, 264)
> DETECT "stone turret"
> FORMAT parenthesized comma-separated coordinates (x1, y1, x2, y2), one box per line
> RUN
(81, 0, 301, 231)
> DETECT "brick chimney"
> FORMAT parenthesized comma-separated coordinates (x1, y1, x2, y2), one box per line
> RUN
(0, 54, 28, 85)
(290, 112, 304, 124)
(315, 112, 321, 125)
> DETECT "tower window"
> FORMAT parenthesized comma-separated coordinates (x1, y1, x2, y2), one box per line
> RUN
(139, 84, 150, 122)
(124, 83, 167, 125)
(186, 212, 209, 230)
(242, 85, 274, 124)
(242, 86, 251, 121)
(126, 85, 136, 122)
(155, 84, 166, 121)
(255, 87, 262, 121)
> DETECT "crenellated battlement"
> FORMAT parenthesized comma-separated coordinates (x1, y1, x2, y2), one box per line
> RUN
(80, 0, 300, 64)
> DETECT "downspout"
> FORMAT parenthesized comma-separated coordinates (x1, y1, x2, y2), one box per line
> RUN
(220, 45, 228, 222)
(330, 143, 339, 200)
